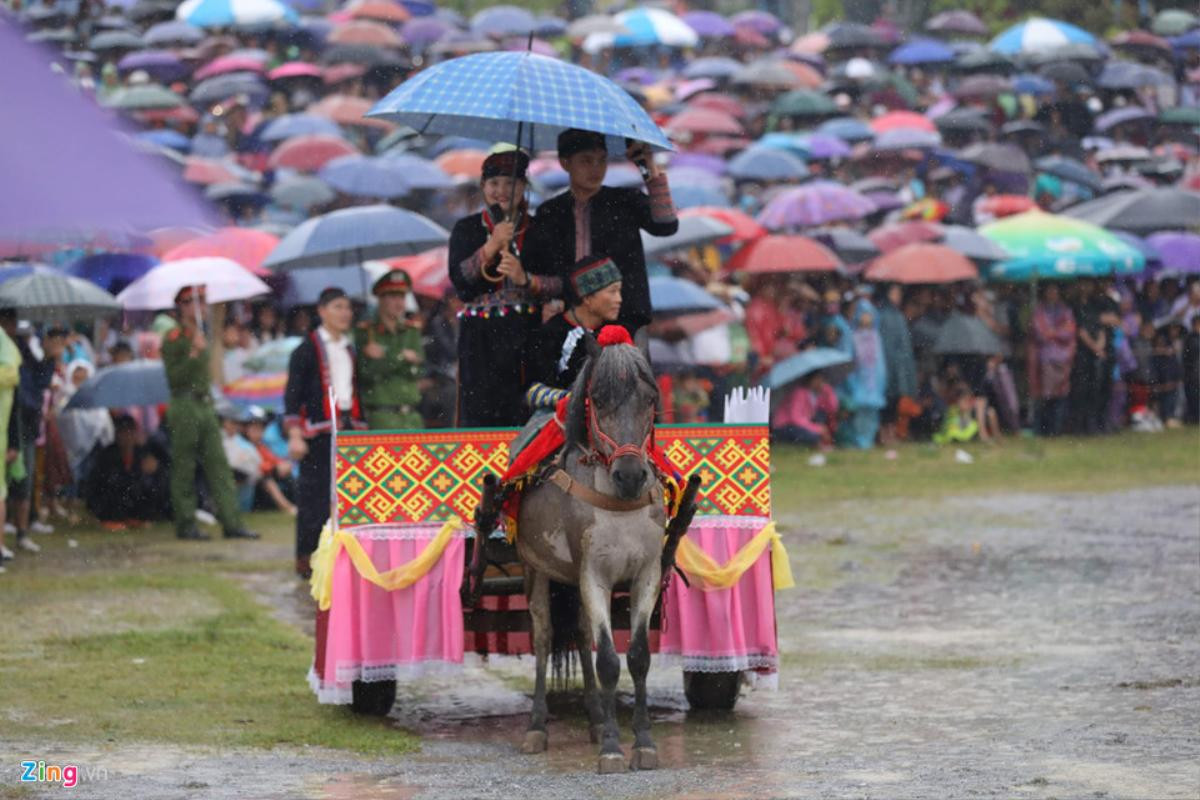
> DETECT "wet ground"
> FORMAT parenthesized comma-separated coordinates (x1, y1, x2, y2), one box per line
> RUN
(4, 485, 1198, 799)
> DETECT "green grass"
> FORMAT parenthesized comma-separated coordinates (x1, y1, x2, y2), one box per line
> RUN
(0, 514, 418, 757)
(771, 428, 1200, 511)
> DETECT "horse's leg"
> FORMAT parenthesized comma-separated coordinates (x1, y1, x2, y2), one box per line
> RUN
(574, 612, 604, 744)
(579, 569, 624, 773)
(627, 561, 661, 770)
(521, 568, 550, 754)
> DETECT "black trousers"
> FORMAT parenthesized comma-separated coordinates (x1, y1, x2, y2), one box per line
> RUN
(296, 433, 331, 558)
(457, 313, 537, 428)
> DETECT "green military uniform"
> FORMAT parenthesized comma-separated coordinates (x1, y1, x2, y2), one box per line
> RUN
(355, 318, 424, 430)
(161, 325, 242, 536)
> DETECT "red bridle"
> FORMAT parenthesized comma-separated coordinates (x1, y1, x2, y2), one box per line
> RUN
(585, 393, 654, 467)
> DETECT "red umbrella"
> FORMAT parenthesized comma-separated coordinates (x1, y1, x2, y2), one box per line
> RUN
(329, 20, 404, 48)
(183, 157, 243, 186)
(687, 93, 747, 119)
(345, 0, 410, 23)
(724, 234, 841, 274)
(779, 60, 824, 89)
(870, 110, 936, 133)
(386, 246, 449, 299)
(145, 226, 211, 258)
(163, 227, 278, 276)
(680, 206, 767, 243)
(435, 149, 487, 179)
(268, 134, 359, 172)
(309, 93, 393, 129)
(666, 107, 745, 137)
(868, 221, 943, 253)
(194, 55, 266, 81)
(268, 61, 323, 81)
(864, 243, 977, 284)
(978, 194, 1035, 218)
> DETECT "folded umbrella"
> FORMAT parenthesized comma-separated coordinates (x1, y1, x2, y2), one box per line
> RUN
(766, 347, 853, 390)
(0, 270, 122, 322)
(117, 257, 271, 309)
(932, 313, 1005, 355)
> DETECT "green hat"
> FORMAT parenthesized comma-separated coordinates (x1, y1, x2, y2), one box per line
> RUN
(569, 255, 621, 303)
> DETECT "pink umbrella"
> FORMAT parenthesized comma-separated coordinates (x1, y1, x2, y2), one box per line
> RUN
(268, 61, 323, 81)
(269, 134, 359, 172)
(871, 110, 937, 133)
(666, 107, 745, 137)
(162, 228, 278, 276)
(757, 182, 878, 230)
(329, 20, 403, 48)
(194, 55, 266, 81)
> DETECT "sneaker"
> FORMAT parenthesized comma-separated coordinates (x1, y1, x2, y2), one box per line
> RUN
(17, 536, 41, 553)
(0, 545, 13, 559)
(195, 509, 218, 527)
(31, 520, 54, 535)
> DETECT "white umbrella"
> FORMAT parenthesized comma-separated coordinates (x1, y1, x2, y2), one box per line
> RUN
(117, 256, 270, 310)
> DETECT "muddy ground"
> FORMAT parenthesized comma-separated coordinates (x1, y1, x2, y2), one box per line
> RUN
(4, 485, 1198, 799)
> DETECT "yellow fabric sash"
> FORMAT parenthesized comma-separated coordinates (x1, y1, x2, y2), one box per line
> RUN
(674, 521, 795, 592)
(310, 517, 462, 611)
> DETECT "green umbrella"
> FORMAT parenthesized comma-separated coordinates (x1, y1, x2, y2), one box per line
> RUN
(0, 270, 121, 323)
(979, 210, 1145, 282)
(1151, 9, 1198, 36)
(103, 84, 185, 110)
(770, 89, 838, 119)
(1160, 106, 1200, 126)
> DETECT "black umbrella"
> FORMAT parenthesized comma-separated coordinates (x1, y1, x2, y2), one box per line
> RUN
(935, 108, 994, 133)
(88, 30, 144, 52)
(1038, 61, 1094, 87)
(933, 313, 1005, 356)
(813, 228, 880, 264)
(1062, 188, 1200, 235)
(953, 74, 1012, 99)
(320, 44, 409, 68)
(189, 72, 269, 107)
(960, 142, 1032, 174)
(954, 49, 1016, 74)
(1000, 120, 1046, 138)
(825, 22, 887, 49)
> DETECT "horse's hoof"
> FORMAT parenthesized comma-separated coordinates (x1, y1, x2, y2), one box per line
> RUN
(520, 730, 548, 754)
(588, 724, 604, 744)
(597, 752, 626, 774)
(630, 747, 658, 771)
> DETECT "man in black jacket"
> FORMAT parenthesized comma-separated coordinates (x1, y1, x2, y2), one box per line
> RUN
(525, 129, 678, 343)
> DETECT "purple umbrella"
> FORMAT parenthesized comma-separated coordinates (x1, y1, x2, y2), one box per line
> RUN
(757, 181, 877, 230)
(470, 5, 535, 38)
(682, 11, 736, 38)
(924, 10, 988, 36)
(668, 152, 727, 174)
(401, 17, 453, 49)
(666, 166, 726, 190)
(730, 9, 782, 36)
(873, 128, 942, 150)
(0, 28, 215, 243)
(798, 133, 852, 159)
(117, 50, 189, 82)
(1146, 232, 1200, 274)
(614, 66, 662, 86)
(1095, 106, 1154, 132)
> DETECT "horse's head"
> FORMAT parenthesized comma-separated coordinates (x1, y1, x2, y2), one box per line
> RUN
(566, 331, 659, 500)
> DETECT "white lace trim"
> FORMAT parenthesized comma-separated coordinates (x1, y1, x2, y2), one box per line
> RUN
(308, 661, 464, 704)
(686, 515, 771, 529)
(340, 523, 472, 540)
(654, 651, 778, 673)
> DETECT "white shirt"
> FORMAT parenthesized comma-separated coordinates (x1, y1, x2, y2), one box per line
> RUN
(318, 326, 354, 411)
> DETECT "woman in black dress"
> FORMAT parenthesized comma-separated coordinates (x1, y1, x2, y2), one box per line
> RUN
(447, 150, 561, 427)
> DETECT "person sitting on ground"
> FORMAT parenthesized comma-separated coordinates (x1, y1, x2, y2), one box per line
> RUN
(771, 369, 838, 448)
(83, 415, 170, 528)
(218, 406, 263, 512)
(242, 406, 297, 516)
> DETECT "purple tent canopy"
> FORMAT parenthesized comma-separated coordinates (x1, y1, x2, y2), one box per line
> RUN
(0, 28, 216, 244)
(682, 11, 736, 38)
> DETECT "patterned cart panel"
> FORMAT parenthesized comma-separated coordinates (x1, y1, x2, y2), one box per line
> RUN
(335, 424, 770, 526)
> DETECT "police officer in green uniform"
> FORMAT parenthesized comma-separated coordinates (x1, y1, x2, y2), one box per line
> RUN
(355, 269, 424, 430)
(162, 285, 259, 541)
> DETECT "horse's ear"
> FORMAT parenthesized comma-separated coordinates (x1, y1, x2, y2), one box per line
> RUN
(563, 359, 594, 452)
(582, 331, 601, 360)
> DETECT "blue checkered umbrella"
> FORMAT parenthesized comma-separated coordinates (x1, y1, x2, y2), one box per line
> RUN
(367, 51, 673, 152)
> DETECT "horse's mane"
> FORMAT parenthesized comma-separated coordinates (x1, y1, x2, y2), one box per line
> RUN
(563, 342, 658, 455)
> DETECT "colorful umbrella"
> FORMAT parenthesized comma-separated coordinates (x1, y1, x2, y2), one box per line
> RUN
(864, 243, 978, 284)
(310, 94, 393, 129)
(757, 182, 877, 230)
(368, 51, 673, 152)
(665, 107, 745, 137)
(162, 228, 278, 276)
(344, 0, 409, 23)
(979, 210, 1146, 281)
(194, 54, 265, 81)
(117, 257, 271, 309)
(724, 235, 841, 274)
(175, 0, 297, 28)
(142, 20, 203, 46)
(583, 7, 699, 50)
(770, 89, 838, 119)
(103, 84, 185, 110)
(1095, 105, 1154, 132)
(990, 17, 1098, 55)
(329, 19, 404, 48)
(117, 50, 189, 82)
(223, 371, 287, 413)
(260, 113, 344, 143)
(889, 37, 956, 65)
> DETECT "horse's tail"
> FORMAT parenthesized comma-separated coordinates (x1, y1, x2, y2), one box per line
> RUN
(548, 580, 580, 691)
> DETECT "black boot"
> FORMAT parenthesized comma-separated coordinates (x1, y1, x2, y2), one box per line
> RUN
(177, 527, 211, 541)
(223, 527, 261, 540)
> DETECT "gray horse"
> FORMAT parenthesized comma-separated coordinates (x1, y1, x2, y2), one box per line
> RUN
(514, 336, 666, 773)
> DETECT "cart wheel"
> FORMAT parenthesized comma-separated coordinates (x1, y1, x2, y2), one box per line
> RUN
(682, 671, 740, 711)
(351, 679, 396, 716)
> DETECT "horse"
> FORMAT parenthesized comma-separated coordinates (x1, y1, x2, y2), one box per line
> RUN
(513, 333, 666, 773)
